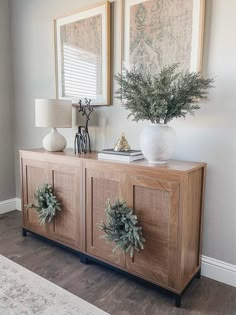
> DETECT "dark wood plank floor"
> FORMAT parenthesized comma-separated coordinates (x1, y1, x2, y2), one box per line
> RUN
(0, 211, 235, 315)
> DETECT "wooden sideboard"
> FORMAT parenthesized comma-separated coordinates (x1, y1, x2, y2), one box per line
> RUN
(20, 149, 206, 307)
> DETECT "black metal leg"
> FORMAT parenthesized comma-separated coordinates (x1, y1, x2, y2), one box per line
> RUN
(196, 268, 201, 279)
(74, 136, 77, 154)
(84, 136, 87, 154)
(22, 228, 27, 237)
(175, 294, 182, 307)
(87, 133, 91, 152)
(80, 254, 89, 264)
(77, 136, 81, 154)
(80, 135, 84, 153)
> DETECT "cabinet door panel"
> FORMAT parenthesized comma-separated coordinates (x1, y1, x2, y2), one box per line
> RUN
(22, 158, 82, 249)
(126, 176, 180, 288)
(86, 168, 125, 267)
(22, 160, 52, 235)
(53, 166, 81, 249)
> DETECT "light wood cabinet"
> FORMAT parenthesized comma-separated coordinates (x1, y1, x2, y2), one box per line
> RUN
(21, 152, 82, 249)
(22, 159, 53, 236)
(126, 175, 180, 289)
(20, 149, 206, 305)
(85, 166, 126, 267)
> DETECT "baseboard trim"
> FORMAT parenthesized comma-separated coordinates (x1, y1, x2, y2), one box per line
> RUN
(16, 198, 22, 211)
(202, 255, 236, 287)
(0, 198, 17, 214)
(0, 198, 22, 214)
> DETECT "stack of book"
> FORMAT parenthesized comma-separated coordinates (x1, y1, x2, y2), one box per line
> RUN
(98, 149, 144, 162)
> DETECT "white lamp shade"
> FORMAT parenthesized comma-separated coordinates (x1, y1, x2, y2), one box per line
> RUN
(35, 99, 72, 128)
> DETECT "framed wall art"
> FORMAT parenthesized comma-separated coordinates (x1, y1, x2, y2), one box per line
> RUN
(122, 0, 205, 73)
(55, 1, 111, 105)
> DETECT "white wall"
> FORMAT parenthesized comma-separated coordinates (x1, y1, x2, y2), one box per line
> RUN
(10, 0, 236, 265)
(0, 0, 15, 201)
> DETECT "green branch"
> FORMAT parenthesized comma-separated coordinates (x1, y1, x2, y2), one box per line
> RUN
(114, 64, 214, 124)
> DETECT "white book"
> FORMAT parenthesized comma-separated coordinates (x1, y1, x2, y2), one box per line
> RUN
(100, 149, 142, 156)
(98, 153, 144, 162)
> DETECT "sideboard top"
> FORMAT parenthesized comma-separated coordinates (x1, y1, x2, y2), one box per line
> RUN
(20, 148, 206, 173)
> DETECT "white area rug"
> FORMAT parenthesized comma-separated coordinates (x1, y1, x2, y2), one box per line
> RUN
(0, 255, 109, 315)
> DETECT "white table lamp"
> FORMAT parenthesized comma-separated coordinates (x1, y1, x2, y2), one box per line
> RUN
(35, 99, 72, 152)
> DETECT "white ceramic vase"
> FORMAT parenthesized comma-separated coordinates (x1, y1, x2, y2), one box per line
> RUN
(140, 123, 176, 164)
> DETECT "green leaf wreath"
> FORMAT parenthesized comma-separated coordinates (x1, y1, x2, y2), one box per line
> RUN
(97, 199, 145, 258)
(25, 183, 61, 225)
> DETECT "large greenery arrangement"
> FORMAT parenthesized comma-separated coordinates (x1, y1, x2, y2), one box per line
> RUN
(115, 64, 214, 124)
(97, 199, 145, 258)
(26, 184, 61, 225)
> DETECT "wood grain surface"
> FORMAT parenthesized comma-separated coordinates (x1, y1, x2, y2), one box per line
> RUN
(20, 149, 207, 295)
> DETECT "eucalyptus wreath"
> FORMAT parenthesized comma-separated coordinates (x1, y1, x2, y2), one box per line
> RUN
(97, 199, 145, 258)
(25, 183, 61, 225)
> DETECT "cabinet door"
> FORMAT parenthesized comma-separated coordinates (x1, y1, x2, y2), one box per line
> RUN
(22, 159, 53, 235)
(52, 163, 81, 249)
(126, 175, 180, 289)
(22, 158, 82, 249)
(85, 167, 125, 267)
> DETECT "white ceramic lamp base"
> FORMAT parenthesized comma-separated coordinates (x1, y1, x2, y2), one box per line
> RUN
(43, 128, 67, 152)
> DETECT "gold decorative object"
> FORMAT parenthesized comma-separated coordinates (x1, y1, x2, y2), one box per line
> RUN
(114, 133, 131, 152)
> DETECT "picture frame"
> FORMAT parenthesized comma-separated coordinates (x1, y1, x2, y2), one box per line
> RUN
(54, 1, 111, 106)
(122, 0, 205, 73)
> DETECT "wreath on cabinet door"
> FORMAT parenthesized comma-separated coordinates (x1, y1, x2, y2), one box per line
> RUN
(97, 199, 145, 258)
(25, 183, 61, 225)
